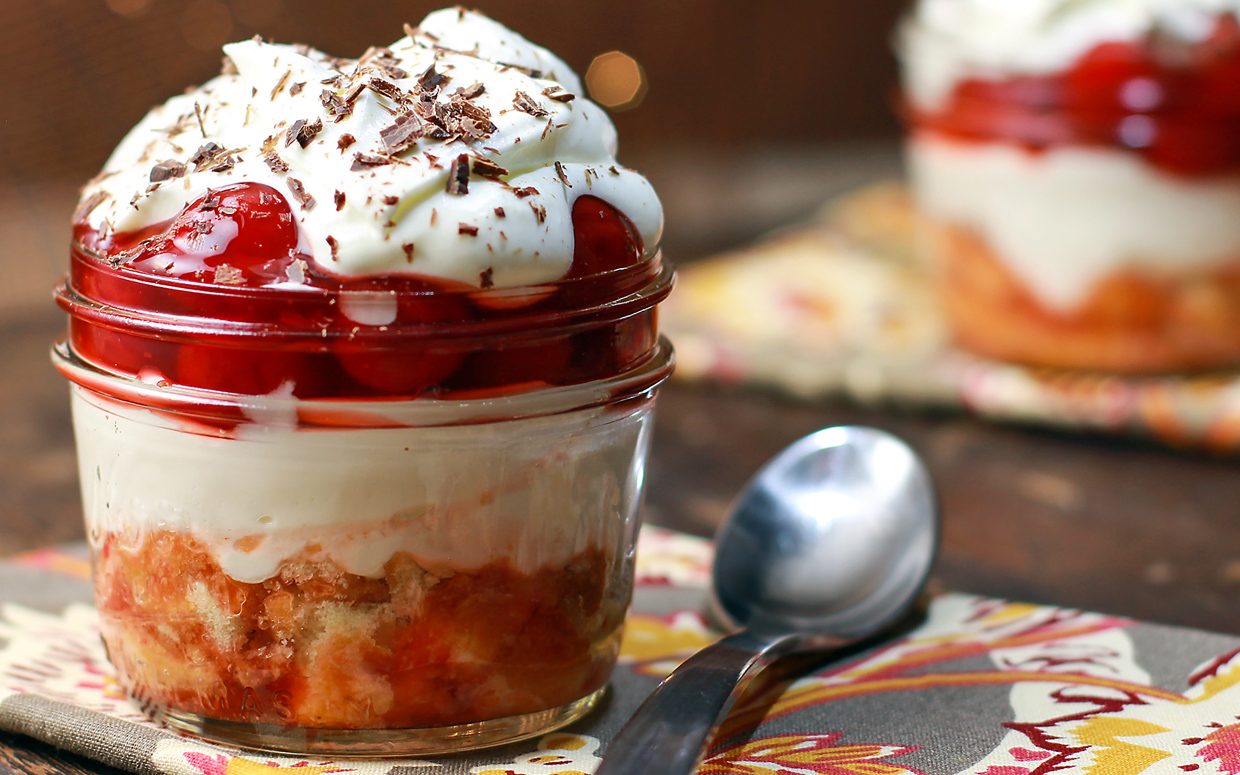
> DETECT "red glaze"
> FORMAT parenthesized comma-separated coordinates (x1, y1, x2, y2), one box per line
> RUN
(68, 187, 654, 399)
(909, 15, 1240, 176)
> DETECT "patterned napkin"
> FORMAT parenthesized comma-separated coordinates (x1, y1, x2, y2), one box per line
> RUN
(663, 183, 1240, 453)
(3, 527, 1240, 774)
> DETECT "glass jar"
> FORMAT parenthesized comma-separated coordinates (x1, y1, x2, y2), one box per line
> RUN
(54, 238, 673, 755)
(900, 13, 1240, 373)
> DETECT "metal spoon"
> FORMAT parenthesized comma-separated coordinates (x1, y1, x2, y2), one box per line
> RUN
(597, 426, 939, 775)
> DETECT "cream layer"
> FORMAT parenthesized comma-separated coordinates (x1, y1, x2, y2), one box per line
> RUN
(909, 135, 1240, 310)
(73, 387, 651, 583)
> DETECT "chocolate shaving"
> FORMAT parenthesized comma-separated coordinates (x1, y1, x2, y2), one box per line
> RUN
(446, 154, 470, 195)
(74, 191, 109, 222)
(458, 223, 479, 237)
(512, 186, 539, 199)
(494, 206, 506, 218)
(149, 159, 187, 182)
(368, 77, 405, 102)
(530, 202, 547, 223)
(263, 153, 289, 173)
(193, 102, 207, 137)
(342, 81, 367, 106)
(270, 69, 292, 100)
(543, 86, 576, 102)
(418, 64, 448, 93)
(286, 118, 324, 148)
(320, 88, 351, 120)
(213, 264, 245, 286)
(422, 123, 451, 141)
(326, 235, 340, 260)
(379, 113, 423, 153)
(351, 152, 392, 171)
(382, 195, 400, 205)
(334, 190, 346, 211)
(555, 161, 572, 187)
(290, 81, 305, 96)
(497, 61, 542, 79)
(456, 82, 486, 100)
(513, 91, 549, 118)
(189, 142, 220, 164)
(471, 156, 508, 179)
(370, 53, 409, 81)
(287, 177, 315, 209)
(609, 165, 621, 175)
(199, 191, 220, 211)
(401, 243, 415, 263)
(479, 267, 494, 288)
(337, 133, 357, 151)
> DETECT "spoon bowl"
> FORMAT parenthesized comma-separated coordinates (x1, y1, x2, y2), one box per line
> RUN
(597, 426, 939, 775)
(712, 426, 938, 638)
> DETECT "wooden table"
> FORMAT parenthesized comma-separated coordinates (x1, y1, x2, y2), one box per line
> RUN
(3, 154, 1240, 771)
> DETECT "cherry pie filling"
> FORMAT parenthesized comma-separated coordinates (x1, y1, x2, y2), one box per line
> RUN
(908, 15, 1240, 177)
(67, 186, 660, 400)
(67, 189, 662, 729)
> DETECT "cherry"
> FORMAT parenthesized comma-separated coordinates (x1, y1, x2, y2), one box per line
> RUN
(118, 183, 302, 287)
(73, 184, 660, 399)
(1064, 42, 1164, 112)
(332, 275, 473, 395)
(567, 195, 644, 278)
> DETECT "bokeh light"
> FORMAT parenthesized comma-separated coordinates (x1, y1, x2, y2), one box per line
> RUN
(585, 51, 647, 112)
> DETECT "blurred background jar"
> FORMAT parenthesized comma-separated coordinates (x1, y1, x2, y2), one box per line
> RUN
(900, 0, 1240, 373)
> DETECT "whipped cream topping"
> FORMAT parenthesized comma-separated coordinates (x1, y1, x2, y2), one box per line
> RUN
(901, 0, 1240, 107)
(77, 8, 663, 289)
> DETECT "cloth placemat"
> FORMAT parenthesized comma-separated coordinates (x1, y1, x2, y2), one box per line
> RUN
(663, 183, 1240, 453)
(3, 527, 1240, 774)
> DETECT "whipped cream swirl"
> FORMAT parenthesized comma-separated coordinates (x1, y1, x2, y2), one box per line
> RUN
(77, 8, 663, 289)
(902, 0, 1240, 107)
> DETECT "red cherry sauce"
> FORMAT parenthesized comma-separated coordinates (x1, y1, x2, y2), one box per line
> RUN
(69, 184, 654, 399)
(909, 15, 1240, 176)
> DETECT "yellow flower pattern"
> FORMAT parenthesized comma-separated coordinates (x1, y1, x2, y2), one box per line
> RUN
(471, 734, 602, 775)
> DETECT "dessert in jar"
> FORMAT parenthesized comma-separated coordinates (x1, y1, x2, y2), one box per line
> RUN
(900, 0, 1240, 372)
(53, 8, 672, 755)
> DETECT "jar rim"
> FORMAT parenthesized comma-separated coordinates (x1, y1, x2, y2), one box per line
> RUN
(60, 244, 673, 343)
(52, 337, 675, 429)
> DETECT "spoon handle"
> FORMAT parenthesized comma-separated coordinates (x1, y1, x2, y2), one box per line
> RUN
(596, 628, 805, 775)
